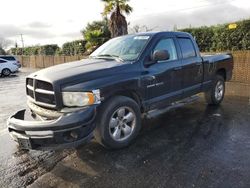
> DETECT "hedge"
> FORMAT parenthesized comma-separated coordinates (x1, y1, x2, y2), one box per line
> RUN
(180, 19, 250, 52)
(61, 40, 86, 56)
(9, 40, 87, 56)
(10, 44, 59, 56)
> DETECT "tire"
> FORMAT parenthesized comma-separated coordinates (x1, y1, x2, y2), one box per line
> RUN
(2, 68, 11, 77)
(94, 96, 141, 149)
(205, 75, 225, 105)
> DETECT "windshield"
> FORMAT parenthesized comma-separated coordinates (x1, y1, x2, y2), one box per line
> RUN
(90, 35, 151, 61)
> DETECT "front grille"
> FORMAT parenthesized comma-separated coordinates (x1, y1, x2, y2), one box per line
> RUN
(26, 78, 56, 108)
(36, 80, 53, 91)
(27, 88, 34, 98)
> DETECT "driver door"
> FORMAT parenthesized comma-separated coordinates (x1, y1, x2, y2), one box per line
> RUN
(143, 37, 183, 110)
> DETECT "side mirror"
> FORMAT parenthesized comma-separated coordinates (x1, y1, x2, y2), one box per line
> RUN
(152, 50, 170, 62)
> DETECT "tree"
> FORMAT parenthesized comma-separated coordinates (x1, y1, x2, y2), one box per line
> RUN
(82, 19, 111, 53)
(0, 37, 13, 50)
(101, 0, 132, 38)
(0, 48, 6, 55)
(128, 24, 157, 34)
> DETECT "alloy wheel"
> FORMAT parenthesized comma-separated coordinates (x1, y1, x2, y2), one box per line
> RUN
(109, 106, 136, 142)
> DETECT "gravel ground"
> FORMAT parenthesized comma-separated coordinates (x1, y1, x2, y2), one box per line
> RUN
(0, 68, 250, 188)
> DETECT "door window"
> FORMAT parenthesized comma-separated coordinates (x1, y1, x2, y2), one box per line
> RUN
(154, 38, 178, 61)
(0, 56, 15, 61)
(0, 59, 7, 63)
(178, 38, 196, 58)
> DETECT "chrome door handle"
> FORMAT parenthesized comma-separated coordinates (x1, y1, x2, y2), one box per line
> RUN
(147, 75, 156, 81)
(173, 66, 182, 71)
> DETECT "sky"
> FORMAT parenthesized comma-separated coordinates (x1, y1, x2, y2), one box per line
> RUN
(0, 0, 250, 48)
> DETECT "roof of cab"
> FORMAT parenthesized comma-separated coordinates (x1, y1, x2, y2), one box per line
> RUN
(133, 31, 192, 38)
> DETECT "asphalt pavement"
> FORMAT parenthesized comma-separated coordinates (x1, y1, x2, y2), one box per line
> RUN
(0, 69, 73, 187)
(0, 69, 250, 188)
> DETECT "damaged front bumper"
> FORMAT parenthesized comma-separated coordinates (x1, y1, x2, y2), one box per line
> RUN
(7, 106, 97, 150)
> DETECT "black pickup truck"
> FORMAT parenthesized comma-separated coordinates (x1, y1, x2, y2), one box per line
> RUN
(7, 32, 233, 150)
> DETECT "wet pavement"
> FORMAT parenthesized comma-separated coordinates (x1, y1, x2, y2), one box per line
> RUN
(0, 69, 73, 187)
(0, 69, 250, 188)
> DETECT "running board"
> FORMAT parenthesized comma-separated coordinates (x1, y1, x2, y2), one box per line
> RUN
(145, 95, 200, 119)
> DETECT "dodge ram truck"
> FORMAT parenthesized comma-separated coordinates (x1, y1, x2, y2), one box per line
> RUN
(7, 31, 233, 150)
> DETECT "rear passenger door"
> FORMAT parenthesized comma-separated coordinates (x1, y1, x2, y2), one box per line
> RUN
(177, 37, 203, 97)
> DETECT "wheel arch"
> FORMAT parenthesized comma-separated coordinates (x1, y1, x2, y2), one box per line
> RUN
(216, 68, 226, 80)
(103, 90, 144, 113)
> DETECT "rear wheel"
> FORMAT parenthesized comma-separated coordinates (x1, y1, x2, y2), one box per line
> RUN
(1, 68, 11, 76)
(205, 75, 225, 105)
(94, 96, 141, 149)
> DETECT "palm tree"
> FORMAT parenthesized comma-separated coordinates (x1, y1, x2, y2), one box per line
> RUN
(101, 0, 133, 38)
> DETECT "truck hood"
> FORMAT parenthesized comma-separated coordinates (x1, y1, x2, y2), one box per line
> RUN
(28, 58, 130, 84)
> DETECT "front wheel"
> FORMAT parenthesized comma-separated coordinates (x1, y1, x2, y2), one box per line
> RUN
(205, 75, 225, 105)
(94, 96, 141, 149)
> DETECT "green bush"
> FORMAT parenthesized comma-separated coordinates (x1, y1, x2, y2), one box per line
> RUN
(181, 27, 214, 52)
(180, 19, 250, 52)
(39, 44, 59, 55)
(10, 44, 59, 55)
(61, 40, 86, 56)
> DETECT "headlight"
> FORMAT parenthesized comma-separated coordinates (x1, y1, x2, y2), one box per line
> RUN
(62, 90, 101, 107)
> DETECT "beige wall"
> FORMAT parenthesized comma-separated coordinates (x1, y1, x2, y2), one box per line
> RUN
(225, 82, 250, 97)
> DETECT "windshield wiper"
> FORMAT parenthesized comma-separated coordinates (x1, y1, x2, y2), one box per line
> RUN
(92, 54, 124, 62)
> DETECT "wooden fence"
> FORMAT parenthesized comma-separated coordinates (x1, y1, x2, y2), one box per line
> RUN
(17, 51, 250, 84)
(17, 55, 87, 69)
